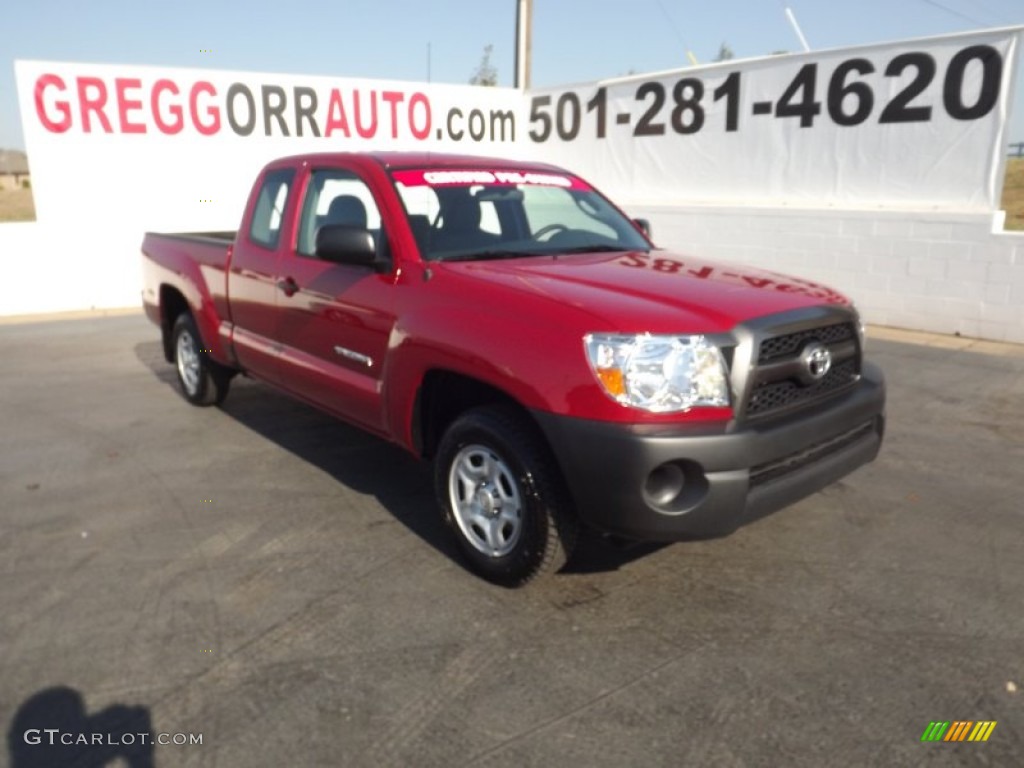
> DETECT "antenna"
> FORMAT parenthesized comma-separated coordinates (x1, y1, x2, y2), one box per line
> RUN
(781, 3, 811, 52)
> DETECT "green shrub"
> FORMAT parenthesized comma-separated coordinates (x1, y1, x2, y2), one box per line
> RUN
(21, 178, 30, 189)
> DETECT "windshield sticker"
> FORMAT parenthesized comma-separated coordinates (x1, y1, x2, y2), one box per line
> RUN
(393, 169, 589, 190)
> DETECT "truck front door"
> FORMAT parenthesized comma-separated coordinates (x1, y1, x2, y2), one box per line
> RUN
(272, 166, 397, 435)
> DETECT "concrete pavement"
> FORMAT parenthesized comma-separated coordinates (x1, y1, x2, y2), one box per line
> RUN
(1, 313, 1021, 767)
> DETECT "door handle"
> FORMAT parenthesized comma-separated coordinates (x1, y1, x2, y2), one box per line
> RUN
(276, 277, 299, 297)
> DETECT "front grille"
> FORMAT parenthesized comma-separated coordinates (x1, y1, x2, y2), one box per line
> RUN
(749, 420, 876, 487)
(747, 359, 857, 417)
(757, 323, 855, 364)
(744, 321, 860, 420)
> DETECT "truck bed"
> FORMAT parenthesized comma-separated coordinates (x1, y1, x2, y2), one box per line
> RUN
(141, 231, 238, 360)
(141, 231, 236, 268)
(146, 230, 236, 245)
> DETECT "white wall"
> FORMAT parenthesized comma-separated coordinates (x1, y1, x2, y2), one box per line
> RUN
(0, 223, 142, 316)
(3, 205, 1021, 345)
(4, 28, 1023, 345)
(628, 204, 1024, 344)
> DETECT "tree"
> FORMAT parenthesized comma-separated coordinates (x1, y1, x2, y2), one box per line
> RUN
(713, 42, 734, 62)
(470, 44, 498, 86)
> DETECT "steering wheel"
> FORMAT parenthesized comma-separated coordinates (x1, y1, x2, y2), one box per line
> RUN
(532, 224, 569, 241)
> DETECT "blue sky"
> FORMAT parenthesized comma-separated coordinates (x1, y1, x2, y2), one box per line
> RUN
(3, 0, 1024, 150)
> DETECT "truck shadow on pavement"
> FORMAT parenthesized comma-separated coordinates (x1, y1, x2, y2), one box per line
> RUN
(8, 686, 154, 767)
(134, 341, 669, 578)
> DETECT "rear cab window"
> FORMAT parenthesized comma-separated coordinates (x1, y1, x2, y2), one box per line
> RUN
(248, 168, 294, 249)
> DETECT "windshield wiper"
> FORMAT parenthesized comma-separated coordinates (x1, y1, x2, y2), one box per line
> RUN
(439, 244, 645, 262)
(440, 249, 542, 262)
(553, 244, 639, 254)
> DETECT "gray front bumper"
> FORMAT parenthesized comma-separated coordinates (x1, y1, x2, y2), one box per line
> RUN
(532, 362, 886, 541)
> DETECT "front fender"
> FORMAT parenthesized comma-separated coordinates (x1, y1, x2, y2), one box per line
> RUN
(382, 305, 585, 450)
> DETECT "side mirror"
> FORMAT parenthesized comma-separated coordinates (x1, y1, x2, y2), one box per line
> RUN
(315, 225, 380, 268)
(633, 218, 652, 238)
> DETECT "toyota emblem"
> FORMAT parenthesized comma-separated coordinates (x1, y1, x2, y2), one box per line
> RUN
(801, 342, 832, 382)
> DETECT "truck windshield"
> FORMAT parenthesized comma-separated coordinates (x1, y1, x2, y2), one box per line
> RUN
(390, 168, 652, 262)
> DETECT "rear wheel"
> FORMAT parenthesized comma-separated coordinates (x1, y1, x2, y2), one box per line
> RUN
(435, 406, 579, 586)
(171, 313, 231, 406)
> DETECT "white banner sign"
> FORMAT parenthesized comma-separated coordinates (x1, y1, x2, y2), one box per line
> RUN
(527, 28, 1021, 211)
(10, 28, 1024, 238)
(14, 61, 525, 231)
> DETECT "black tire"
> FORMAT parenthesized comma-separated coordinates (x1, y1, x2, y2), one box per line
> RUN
(434, 405, 579, 586)
(171, 313, 231, 406)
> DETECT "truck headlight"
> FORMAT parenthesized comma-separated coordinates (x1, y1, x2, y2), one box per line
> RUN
(584, 334, 730, 412)
(852, 305, 867, 351)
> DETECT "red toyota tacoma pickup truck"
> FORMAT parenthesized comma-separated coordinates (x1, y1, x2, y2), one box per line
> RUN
(142, 152, 885, 585)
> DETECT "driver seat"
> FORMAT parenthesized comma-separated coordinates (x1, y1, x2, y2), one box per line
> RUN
(321, 195, 368, 229)
(433, 191, 500, 252)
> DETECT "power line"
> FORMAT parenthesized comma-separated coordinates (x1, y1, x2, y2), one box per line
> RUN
(654, 0, 699, 65)
(915, 0, 990, 27)
(960, 0, 1014, 26)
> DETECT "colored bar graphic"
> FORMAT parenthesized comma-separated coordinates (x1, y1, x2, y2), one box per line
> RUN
(921, 720, 996, 742)
(944, 721, 971, 741)
(970, 722, 997, 742)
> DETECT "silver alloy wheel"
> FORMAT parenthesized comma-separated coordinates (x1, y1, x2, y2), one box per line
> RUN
(448, 444, 524, 558)
(176, 329, 201, 397)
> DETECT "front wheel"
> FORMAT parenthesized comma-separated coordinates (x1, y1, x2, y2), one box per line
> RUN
(171, 313, 231, 406)
(435, 406, 579, 586)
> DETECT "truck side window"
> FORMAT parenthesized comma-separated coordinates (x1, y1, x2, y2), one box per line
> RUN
(297, 170, 385, 258)
(249, 168, 294, 249)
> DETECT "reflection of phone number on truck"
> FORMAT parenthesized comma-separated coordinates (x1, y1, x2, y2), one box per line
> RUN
(619, 253, 847, 302)
(31, 72, 515, 143)
(529, 44, 1003, 142)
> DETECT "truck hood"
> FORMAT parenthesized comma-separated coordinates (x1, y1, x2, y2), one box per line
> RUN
(436, 250, 849, 334)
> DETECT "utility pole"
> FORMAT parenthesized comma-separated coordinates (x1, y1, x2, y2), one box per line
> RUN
(515, 0, 533, 89)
